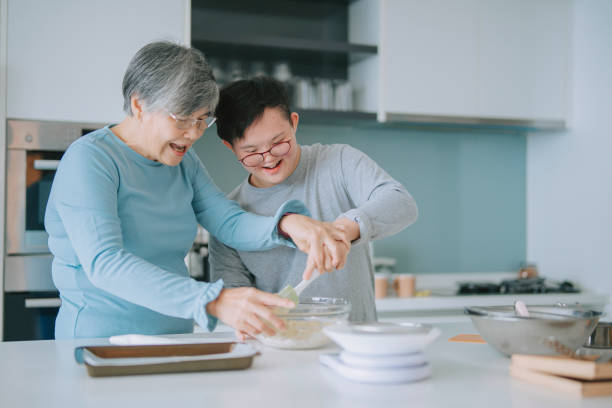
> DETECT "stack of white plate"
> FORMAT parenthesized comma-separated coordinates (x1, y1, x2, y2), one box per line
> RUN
(319, 322, 441, 384)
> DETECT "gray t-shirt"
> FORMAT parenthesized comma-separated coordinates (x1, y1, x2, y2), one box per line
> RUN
(209, 143, 418, 322)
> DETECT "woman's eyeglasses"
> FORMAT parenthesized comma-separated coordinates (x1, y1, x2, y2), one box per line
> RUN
(239, 141, 292, 167)
(167, 110, 217, 131)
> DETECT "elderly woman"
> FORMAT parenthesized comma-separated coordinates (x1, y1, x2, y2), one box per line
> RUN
(44, 41, 349, 339)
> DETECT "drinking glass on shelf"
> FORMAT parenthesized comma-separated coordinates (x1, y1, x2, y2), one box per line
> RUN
(292, 77, 314, 109)
(315, 78, 333, 110)
(272, 61, 292, 83)
(273, 61, 293, 104)
(227, 60, 244, 82)
(208, 58, 227, 87)
(333, 80, 353, 111)
(249, 61, 267, 78)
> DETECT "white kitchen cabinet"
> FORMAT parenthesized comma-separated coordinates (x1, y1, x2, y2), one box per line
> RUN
(349, 0, 571, 128)
(6, 0, 189, 123)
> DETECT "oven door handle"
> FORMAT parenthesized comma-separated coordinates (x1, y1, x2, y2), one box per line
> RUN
(33, 159, 60, 170)
(24, 297, 62, 309)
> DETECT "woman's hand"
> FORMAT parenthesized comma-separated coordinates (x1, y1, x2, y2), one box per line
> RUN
(279, 214, 351, 280)
(205, 287, 294, 338)
(234, 329, 253, 342)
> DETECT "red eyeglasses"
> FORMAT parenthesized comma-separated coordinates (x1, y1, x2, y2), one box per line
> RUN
(239, 141, 292, 167)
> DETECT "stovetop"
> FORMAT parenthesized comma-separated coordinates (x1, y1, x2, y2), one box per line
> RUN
(457, 277, 579, 295)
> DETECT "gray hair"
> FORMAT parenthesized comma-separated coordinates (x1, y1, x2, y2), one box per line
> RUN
(122, 41, 218, 116)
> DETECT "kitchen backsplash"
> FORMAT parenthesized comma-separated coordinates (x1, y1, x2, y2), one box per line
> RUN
(193, 123, 526, 274)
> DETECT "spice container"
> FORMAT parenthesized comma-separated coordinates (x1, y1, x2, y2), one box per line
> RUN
(393, 274, 416, 298)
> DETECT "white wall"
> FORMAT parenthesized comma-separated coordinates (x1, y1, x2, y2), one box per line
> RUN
(1, 0, 188, 341)
(0, 0, 7, 340)
(527, 0, 612, 313)
(6, 0, 188, 123)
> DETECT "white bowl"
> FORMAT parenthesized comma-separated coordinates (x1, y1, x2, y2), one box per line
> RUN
(323, 322, 441, 355)
(320, 353, 431, 384)
(339, 350, 427, 368)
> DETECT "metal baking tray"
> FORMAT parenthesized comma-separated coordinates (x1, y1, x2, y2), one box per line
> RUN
(74, 342, 258, 377)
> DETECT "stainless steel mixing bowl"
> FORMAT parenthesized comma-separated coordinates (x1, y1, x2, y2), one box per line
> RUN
(465, 305, 603, 357)
(583, 322, 612, 348)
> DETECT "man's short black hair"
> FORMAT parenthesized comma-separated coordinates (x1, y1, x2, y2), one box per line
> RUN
(215, 76, 292, 145)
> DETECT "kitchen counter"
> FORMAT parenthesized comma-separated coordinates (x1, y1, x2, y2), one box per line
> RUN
(376, 292, 610, 321)
(374, 272, 611, 322)
(1, 322, 610, 408)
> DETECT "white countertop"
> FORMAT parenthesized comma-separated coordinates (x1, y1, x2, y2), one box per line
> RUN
(375, 272, 611, 320)
(1, 322, 610, 408)
(376, 292, 610, 313)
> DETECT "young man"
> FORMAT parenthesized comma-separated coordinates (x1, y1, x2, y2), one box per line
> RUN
(209, 77, 418, 323)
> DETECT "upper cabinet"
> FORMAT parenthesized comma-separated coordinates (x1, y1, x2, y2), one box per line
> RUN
(6, 0, 571, 128)
(191, 0, 378, 120)
(350, 0, 572, 129)
(6, 0, 188, 123)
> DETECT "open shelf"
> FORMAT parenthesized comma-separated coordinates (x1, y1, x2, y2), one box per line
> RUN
(192, 0, 377, 79)
(192, 0, 378, 118)
(192, 33, 376, 60)
(192, 37, 375, 79)
(295, 109, 377, 125)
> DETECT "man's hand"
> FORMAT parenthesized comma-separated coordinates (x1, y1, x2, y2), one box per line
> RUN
(279, 214, 352, 280)
(206, 287, 294, 338)
(332, 217, 361, 242)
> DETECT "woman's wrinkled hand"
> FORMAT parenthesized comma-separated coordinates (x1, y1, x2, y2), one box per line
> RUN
(279, 214, 352, 280)
(234, 329, 253, 342)
(205, 287, 294, 338)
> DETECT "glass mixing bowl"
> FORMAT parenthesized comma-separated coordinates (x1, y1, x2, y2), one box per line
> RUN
(256, 297, 351, 350)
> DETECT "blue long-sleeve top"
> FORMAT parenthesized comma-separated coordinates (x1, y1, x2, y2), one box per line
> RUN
(44, 126, 307, 339)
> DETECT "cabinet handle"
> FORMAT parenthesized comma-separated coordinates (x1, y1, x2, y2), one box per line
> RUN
(24, 298, 61, 309)
(33, 160, 60, 170)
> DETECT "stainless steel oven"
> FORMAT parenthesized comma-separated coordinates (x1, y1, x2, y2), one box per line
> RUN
(3, 119, 103, 340)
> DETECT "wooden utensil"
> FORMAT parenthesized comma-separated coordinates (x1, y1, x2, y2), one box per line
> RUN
(510, 365, 612, 397)
(448, 334, 486, 344)
(511, 354, 612, 380)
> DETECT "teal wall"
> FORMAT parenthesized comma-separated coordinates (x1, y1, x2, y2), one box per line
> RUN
(193, 123, 526, 274)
